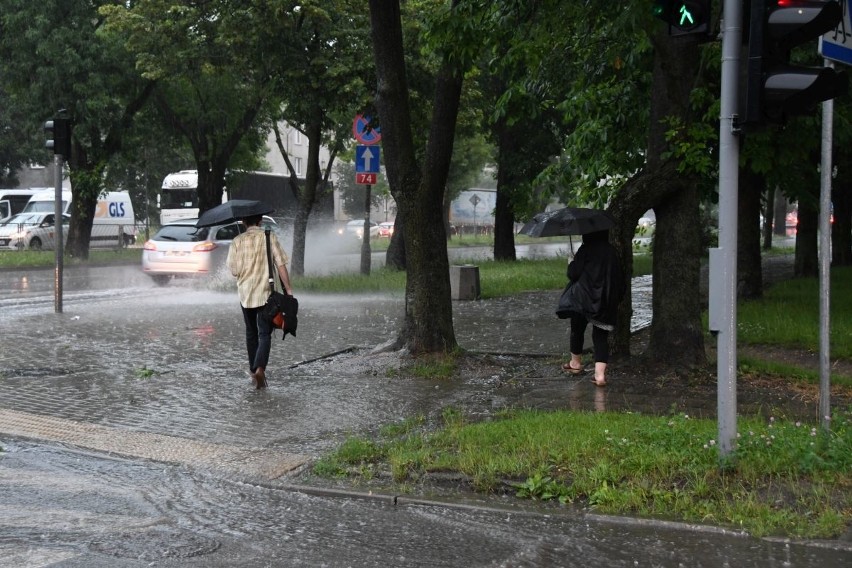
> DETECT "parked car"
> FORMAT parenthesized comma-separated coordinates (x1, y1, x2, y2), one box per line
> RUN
(141, 218, 248, 285)
(338, 219, 379, 239)
(0, 212, 70, 250)
(378, 221, 394, 238)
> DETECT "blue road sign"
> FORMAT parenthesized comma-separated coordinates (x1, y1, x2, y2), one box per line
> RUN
(821, 1, 852, 66)
(355, 145, 380, 173)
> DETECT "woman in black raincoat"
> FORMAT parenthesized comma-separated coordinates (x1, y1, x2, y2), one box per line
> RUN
(557, 229, 625, 386)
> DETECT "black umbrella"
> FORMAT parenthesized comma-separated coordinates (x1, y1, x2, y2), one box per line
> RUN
(195, 200, 274, 227)
(519, 207, 614, 237)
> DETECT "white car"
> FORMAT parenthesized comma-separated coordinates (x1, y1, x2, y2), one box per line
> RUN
(141, 217, 279, 285)
(338, 219, 379, 239)
(0, 212, 70, 250)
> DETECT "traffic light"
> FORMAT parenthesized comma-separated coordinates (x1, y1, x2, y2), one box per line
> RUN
(653, 0, 711, 37)
(745, 0, 848, 125)
(44, 114, 72, 157)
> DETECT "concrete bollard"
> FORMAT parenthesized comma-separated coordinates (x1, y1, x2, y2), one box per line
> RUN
(450, 264, 480, 300)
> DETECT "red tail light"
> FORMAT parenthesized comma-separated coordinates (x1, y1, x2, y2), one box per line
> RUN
(143, 240, 157, 251)
(192, 242, 218, 253)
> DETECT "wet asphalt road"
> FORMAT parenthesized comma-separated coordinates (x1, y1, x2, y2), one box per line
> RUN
(0, 255, 848, 566)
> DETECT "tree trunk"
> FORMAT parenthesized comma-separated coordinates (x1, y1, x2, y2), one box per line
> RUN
(195, 161, 227, 215)
(370, 0, 460, 354)
(492, 118, 517, 261)
(290, 114, 324, 276)
(385, 217, 406, 270)
(832, 182, 852, 266)
(773, 188, 788, 236)
(647, 182, 705, 366)
(762, 184, 774, 250)
(608, 164, 679, 358)
(65, 157, 103, 259)
(633, 31, 705, 366)
(795, 199, 819, 277)
(738, 170, 763, 299)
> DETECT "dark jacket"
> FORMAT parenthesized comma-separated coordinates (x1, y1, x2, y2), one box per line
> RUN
(556, 231, 625, 326)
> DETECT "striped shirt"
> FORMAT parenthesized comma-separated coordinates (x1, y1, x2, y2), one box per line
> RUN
(226, 226, 289, 308)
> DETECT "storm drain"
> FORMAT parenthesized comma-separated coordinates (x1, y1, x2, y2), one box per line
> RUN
(0, 408, 310, 480)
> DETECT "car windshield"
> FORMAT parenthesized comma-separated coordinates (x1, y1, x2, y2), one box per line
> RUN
(5, 213, 45, 225)
(154, 225, 210, 242)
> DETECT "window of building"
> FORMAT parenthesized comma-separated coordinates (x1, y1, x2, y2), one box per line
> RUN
(295, 157, 303, 176)
(294, 130, 303, 145)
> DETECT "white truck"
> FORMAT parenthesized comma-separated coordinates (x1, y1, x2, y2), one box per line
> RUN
(21, 190, 137, 247)
(0, 189, 41, 223)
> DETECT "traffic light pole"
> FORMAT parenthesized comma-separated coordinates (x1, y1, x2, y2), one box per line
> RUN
(53, 154, 64, 314)
(713, 0, 744, 460)
(819, 65, 833, 431)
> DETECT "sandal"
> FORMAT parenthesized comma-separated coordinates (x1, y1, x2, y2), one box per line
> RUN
(590, 377, 607, 387)
(562, 362, 584, 375)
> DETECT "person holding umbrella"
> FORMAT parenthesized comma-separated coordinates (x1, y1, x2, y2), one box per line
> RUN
(206, 203, 292, 389)
(556, 228, 625, 387)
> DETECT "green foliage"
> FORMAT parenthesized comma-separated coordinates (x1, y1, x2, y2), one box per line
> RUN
(514, 472, 572, 503)
(135, 366, 158, 379)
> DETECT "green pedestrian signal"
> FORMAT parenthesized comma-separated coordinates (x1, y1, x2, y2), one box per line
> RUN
(679, 4, 695, 27)
(653, 0, 710, 37)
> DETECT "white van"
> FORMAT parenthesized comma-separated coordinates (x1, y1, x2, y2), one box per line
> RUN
(0, 189, 41, 223)
(22, 190, 137, 247)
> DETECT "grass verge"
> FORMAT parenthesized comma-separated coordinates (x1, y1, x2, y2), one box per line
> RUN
(0, 248, 141, 268)
(315, 407, 852, 539)
(737, 266, 852, 359)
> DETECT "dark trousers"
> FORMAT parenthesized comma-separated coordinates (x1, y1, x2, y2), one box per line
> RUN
(241, 305, 272, 372)
(570, 314, 610, 364)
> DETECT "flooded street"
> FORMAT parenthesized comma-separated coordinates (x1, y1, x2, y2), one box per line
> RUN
(3, 437, 843, 567)
(0, 249, 848, 566)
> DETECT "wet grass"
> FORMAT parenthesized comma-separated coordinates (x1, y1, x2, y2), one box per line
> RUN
(315, 407, 852, 539)
(294, 255, 654, 298)
(0, 248, 141, 268)
(737, 266, 852, 359)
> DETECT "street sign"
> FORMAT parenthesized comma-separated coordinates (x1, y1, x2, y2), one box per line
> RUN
(821, 0, 852, 66)
(352, 114, 382, 145)
(355, 173, 377, 185)
(355, 145, 380, 173)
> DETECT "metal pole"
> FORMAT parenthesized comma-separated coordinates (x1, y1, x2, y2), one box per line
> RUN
(361, 184, 372, 275)
(819, 60, 834, 431)
(53, 155, 64, 314)
(716, 0, 744, 459)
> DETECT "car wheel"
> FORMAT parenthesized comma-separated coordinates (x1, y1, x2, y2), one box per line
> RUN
(150, 275, 170, 286)
(29, 237, 42, 251)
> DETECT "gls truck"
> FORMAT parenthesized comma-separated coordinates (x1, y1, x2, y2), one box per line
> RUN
(21, 190, 137, 247)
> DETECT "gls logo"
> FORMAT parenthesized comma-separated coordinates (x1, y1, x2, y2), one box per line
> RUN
(109, 202, 126, 218)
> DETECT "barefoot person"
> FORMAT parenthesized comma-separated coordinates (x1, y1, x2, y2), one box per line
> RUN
(227, 215, 293, 389)
(558, 229, 625, 386)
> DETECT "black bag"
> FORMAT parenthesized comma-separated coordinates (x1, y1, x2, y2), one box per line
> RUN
(263, 230, 298, 336)
(263, 290, 288, 325)
(555, 281, 577, 319)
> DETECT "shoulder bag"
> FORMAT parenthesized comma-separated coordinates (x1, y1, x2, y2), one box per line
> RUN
(262, 229, 288, 330)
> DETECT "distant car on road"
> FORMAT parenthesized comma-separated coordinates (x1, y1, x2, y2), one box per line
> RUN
(378, 221, 394, 238)
(338, 219, 379, 239)
(142, 218, 267, 285)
